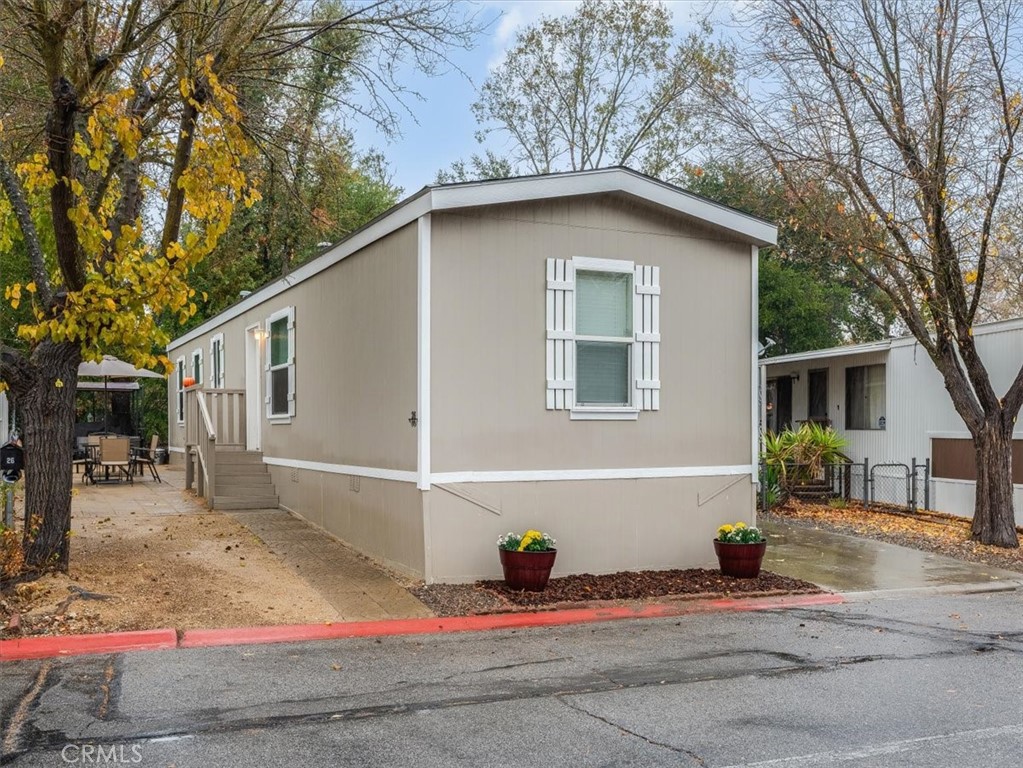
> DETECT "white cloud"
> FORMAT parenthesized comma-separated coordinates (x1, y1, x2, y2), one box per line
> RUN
(484, 1, 582, 70)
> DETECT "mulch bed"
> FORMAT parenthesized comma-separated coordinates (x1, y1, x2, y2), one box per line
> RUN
(411, 568, 824, 617)
(764, 499, 1023, 574)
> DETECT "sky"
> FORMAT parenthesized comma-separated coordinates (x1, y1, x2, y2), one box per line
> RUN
(348, 1, 726, 195)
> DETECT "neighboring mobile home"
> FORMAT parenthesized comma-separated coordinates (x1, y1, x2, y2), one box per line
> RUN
(167, 168, 777, 582)
(761, 318, 1023, 525)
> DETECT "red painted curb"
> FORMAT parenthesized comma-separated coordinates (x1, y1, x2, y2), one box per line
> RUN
(179, 593, 845, 649)
(0, 593, 845, 660)
(0, 628, 178, 662)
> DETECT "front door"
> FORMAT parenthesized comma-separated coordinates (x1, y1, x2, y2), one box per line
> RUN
(245, 325, 262, 451)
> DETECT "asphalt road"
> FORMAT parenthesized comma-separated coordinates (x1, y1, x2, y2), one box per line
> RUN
(2, 588, 1022, 767)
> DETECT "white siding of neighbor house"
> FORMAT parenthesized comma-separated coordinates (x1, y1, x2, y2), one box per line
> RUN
(762, 319, 1023, 524)
(0, 392, 9, 438)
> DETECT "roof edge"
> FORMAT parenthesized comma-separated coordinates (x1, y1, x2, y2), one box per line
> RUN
(169, 168, 778, 351)
(760, 316, 1023, 367)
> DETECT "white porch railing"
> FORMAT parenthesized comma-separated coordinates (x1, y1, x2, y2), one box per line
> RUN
(184, 387, 246, 503)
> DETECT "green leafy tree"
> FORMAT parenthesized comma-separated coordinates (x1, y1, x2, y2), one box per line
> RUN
(684, 164, 895, 354)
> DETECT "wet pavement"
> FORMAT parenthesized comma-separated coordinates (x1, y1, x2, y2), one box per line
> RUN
(761, 519, 1023, 593)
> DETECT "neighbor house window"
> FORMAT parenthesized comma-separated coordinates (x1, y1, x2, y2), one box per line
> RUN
(266, 307, 295, 419)
(191, 348, 203, 387)
(575, 270, 633, 406)
(175, 356, 185, 424)
(545, 256, 660, 419)
(846, 364, 886, 430)
(210, 333, 225, 389)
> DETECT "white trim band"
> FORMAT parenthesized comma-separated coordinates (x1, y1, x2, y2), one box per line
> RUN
(256, 459, 754, 484)
(263, 456, 419, 484)
(431, 465, 754, 484)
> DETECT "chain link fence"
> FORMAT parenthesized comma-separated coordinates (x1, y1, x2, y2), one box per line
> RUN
(760, 458, 932, 513)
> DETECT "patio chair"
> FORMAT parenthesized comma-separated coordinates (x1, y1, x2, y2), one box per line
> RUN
(97, 437, 133, 484)
(72, 435, 102, 484)
(132, 434, 162, 482)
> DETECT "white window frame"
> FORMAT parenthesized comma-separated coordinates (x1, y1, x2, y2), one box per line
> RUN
(845, 363, 886, 431)
(175, 355, 185, 424)
(191, 347, 204, 387)
(210, 333, 225, 389)
(266, 306, 296, 422)
(570, 256, 639, 421)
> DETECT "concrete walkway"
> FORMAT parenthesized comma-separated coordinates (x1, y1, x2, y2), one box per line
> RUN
(221, 508, 432, 622)
(761, 519, 1023, 594)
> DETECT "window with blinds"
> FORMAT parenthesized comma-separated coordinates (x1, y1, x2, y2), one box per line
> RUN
(575, 271, 632, 406)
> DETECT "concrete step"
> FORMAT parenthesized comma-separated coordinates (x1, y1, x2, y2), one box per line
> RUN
(213, 495, 279, 510)
(215, 483, 279, 497)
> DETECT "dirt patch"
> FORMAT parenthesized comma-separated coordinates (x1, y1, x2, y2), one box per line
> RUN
(1, 470, 341, 638)
(765, 499, 1023, 573)
(412, 569, 824, 617)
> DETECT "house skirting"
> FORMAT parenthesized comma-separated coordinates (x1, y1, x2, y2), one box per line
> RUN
(423, 474, 755, 584)
(172, 458, 758, 583)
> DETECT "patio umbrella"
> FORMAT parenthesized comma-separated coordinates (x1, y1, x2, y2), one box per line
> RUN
(77, 356, 164, 432)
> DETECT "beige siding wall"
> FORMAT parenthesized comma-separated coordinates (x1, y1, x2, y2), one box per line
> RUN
(275, 468, 425, 576)
(167, 223, 419, 470)
(430, 194, 754, 472)
(427, 475, 754, 582)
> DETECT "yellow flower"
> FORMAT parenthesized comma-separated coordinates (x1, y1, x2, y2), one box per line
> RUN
(717, 524, 734, 535)
(517, 529, 545, 551)
(735, 522, 747, 529)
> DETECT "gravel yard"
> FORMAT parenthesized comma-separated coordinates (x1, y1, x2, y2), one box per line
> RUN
(411, 568, 823, 617)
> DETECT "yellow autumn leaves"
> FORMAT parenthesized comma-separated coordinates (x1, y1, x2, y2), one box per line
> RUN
(1, 54, 261, 375)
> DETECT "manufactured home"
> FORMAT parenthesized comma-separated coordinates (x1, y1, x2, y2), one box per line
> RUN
(761, 318, 1023, 525)
(167, 168, 777, 582)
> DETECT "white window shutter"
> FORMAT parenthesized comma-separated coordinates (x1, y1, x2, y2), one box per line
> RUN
(546, 258, 575, 409)
(217, 338, 225, 388)
(264, 318, 272, 419)
(287, 307, 296, 417)
(634, 265, 661, 410)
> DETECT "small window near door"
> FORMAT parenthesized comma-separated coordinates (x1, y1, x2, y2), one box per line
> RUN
(846, 364, 886, 429)
(191, 348, 203, 386)
(210, 333, 225, 389)
(175, 356, 185, 424)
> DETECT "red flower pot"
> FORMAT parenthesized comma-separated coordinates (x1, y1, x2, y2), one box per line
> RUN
(499, 548, 557, 591)
(713, 539, 767, 579)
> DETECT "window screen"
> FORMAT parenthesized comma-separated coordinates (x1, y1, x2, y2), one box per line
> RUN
(575, 271, 632, 406)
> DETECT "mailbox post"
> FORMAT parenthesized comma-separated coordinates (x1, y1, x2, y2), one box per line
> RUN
(1, 440, 23, 529)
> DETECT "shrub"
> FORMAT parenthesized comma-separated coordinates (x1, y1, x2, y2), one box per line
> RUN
(763, 423, 850, 484)
(0, 524, 25, 580)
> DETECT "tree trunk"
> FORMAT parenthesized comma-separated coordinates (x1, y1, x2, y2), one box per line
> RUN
(971, 419, 1019, 548)
(10, 342, 82, 571)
